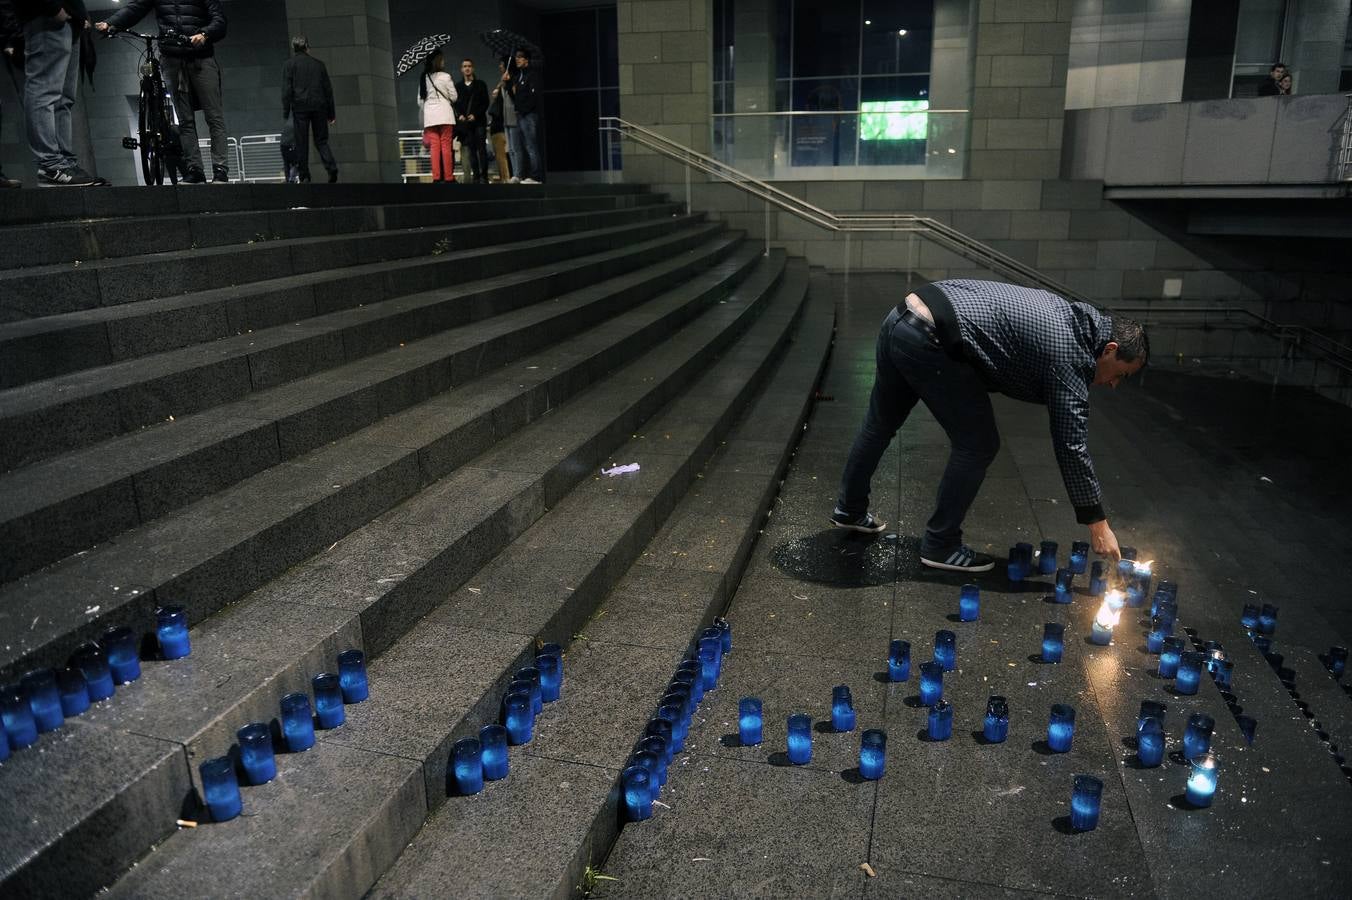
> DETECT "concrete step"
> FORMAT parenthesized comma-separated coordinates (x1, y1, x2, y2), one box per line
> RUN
(0, 181, 651, 228)
(0, 194, 665, 271)
(100, 256, 820, 900)
(370, 273, 834, 900)
(0, 210, 700, 470)
(0, 225, 732, 581)
(0, 250, 786, 898)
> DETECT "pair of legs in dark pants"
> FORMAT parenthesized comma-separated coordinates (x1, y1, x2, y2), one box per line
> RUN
(459, 124, 488, 182)
(292, 110, 338, 182)
(162, 56, 229, 175)
(837, 307, 999, 558)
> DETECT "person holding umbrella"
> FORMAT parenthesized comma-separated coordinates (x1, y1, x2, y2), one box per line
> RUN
(504, 46, 542, 183)
(418, 49, 458, 183)
(487, 58, 511, 183)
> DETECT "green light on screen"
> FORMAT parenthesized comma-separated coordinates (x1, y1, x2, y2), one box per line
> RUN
(859, 100, 929, 141)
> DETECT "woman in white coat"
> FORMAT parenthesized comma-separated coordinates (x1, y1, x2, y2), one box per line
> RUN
(419, 51, 458, 183)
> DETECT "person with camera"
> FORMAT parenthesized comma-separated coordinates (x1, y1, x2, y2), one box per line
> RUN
(96, 0, 229, 183)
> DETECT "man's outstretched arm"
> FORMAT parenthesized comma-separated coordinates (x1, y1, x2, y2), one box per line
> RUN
(1048, 367, 1121, 560)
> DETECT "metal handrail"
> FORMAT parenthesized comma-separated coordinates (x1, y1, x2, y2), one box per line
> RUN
(1114, 305, 1352, 374)
(599, 116, 1089, 301)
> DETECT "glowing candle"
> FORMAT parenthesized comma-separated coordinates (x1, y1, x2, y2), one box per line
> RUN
(280, 692, 315, 752)
(831, 685, 856, 733)
(859, 729, 886, 780)
(1257, 604, 1278, 635)
(786, 714, 812, 765)
(1054, 568, 1073, 604)
(1158, 637, 1184, 678)
(919, 662, 943, 706)
(1239, 604, 1260, 630)
(1070, 774, 1103, 831)
(155, 606, 191, 660)
(1047, 703, 1076, 752)
(887, 639, 911, 682)
(479, 724, 509, 780)
(1146, 615, 1169, 654)
(958, 584, 980, 622)
(621, 766, 653, 821)
(1136, 717, 1165, 767)
(1090, 590, 1124, 646)
(1088, 561, 1106, 596)
(199, 757, 242, 822)
(1041, 623, 1064, 663)
(1183, 713, 1214, 760)
(237, 722, 277, 785)
(934, 630, 957, 672)
(1038, 541, 1058, 576)
(1175, 652, 1204, 695)
(739, 697, 763, 746)
(1185, 752, 1219, 808)
(1069, 540, 1089, 575)
(338, 649, 369, 703)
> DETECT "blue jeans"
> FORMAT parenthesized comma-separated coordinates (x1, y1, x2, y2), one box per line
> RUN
(23, 15, 81, 171)
(837, 307, 1000, 557)
(516, 111, 542, 180)
(505, 124, 521, 178)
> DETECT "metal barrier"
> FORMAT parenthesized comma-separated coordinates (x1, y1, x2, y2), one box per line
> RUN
(238, 134, 287, 183)
(1337, 94, 1352, 182)
(195, 137, 243, 181)
(398, 129, 433, 183)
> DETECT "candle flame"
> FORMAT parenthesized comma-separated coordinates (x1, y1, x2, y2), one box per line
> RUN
(1095, 590, 1124, 628)
(1134, 560, 1154, 575)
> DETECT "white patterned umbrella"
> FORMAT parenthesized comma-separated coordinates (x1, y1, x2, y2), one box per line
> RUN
(395, 33, 453, 77)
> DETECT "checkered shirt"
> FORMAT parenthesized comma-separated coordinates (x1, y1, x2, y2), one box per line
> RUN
(935, 279, 1112, 522)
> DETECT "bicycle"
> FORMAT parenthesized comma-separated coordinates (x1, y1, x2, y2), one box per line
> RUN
(105, 27, 192, 186)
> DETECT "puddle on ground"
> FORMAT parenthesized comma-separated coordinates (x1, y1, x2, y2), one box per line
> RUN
(769, 529, 901, 587)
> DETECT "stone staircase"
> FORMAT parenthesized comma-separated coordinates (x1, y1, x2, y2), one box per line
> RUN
(0, 183, 833, 897)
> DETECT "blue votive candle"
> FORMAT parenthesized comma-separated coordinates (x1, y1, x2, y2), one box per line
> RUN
(1036, 540, 1057, 575)
(1183, 713, 1214, 761)
(714, 616, 732, 654)
(1120, 546, 1137, 561)
(58, 667, 90, 717)
(698, 638, 720, 692)
(280, 692, 315, 751)
(831, 685, 856, 733)
(1048, 703, 1076, 752)
(1138, 700, 1167, 732)
(337, 649, 369, 703)
(645, 718, 674, 765)
(1175, 652, 1204, 695)
(452, 738, 484, 795)
(958, 583, 980, 622)
(1090, 590, 1124, 646)
(1257, 604, 1278, 635)
(517, 667, 543, 715)
(622, 765, 653, 821)
(1329, 646, 1348, 678)
(21, 669, 63, 733)
(71, 642, 115, 702)
(535, 653, 561, 702)
(676, 661, 704, 704)
(1071, 774, 1103, 831)
(786, 714, 812, 765)
(859, 729, 886, 780)
(1147, 616, 1168, 654)
(504, 690, 533, 745)
(237, 722, 277, 785)
(629, 749, 662, 791)
(919, 661, 943, 706)
(102, 626, 141, 685)
(480, 724, 509, 780)
(983, 696, 1009, 743)
(312, 673, 345, 729)
(1088, 561, 1106, 596)
(1240, 604, 1260, 630)
(1054, 568, 1074, 604)
(1042, 623, 1064, 663)
(1007, 547, 1026, 584)
(1186, 752, 1219, 808)
(1236, 715, 1257, 745)
(934, 630, 957, 672)
(636, 736, 668, 785)
(155, 606, 191, 660)
(928, 700, 953, 741)
(1155, 600, 1178, 634)
(0, 727, 8, 761)
(1158, 637, 1184, 679)
(657, 702, 686, 752)
(701, 628, 724, 676)
(1069, 540, 1089, 574)
(1015, 542, 1035, 570)
(200, 756, 242, 822)
(887, 639, 911, 682)
(1215, 659, 1234, 691)
(1137, 717, 1165, 767)
(1115, 558, 1134, 585)
(1, 683, 39, 749)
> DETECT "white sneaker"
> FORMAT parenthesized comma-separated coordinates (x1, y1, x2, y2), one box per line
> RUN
(521, 177, 540, 184)
(509, 176, 521, 184)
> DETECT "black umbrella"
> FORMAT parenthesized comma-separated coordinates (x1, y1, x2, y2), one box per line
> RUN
(395, 32, 452, 77)
(479, 28, 541, 68)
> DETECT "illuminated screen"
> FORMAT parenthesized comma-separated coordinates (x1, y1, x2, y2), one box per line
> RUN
(859, 100, 929, 141)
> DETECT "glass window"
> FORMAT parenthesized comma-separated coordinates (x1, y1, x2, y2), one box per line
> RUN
(599, 8, 619, 87)
(775, 0, 792, 79)
(792, 0, 862, 77)
(861, 1, 933, 75)
(792, 77, 859, 111)
(544, 10, 600, 90)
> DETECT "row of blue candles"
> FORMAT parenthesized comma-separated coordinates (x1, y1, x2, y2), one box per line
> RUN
(198, 649, 371, 822)
(0, 607, 194, 758)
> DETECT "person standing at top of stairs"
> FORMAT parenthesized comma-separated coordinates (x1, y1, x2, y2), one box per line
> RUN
(282, 34, 339, 184)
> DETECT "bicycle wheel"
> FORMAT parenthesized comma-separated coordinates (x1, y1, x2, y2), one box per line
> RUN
(139, 82, 163, 185)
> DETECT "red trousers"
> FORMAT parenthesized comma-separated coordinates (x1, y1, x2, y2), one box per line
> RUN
(423, 124, 455, 182)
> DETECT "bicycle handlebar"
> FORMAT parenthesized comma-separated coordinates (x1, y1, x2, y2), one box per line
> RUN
(104, 27, 194, 50)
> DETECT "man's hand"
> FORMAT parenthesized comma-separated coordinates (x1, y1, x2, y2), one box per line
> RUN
(189, 33, 207, 47)
(55, 8, 70, 22)
(328, 118, 335, 125)
(500, 71, 510, 84)
(1088, 520, 1121, 561)
(94, 21, 109, 33)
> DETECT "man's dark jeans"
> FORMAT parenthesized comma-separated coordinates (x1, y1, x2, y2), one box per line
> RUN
(459, 123, 487, 181)
(292, 111, 338, 181)
(837, 307, 1000, 558)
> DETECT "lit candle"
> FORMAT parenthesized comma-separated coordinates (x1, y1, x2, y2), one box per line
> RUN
(1183, 713, 1215, 761)
(102, 626, 141, 685)
(859, 729, 886, 780)
(199, 756, 243, 822)
(237, 722, 277, 785)
(1090, 590, 1124, 646)
(1047, 703, 1076, 752)
(919, 661, 943, 706)
(1069, 540, 1089, 575)
(1236, 715, 1257, 745)
(831, 685, 856, 732)
(1239, 604, 1260, 630)
(934, 630, 957, 672)
(1329, 646, 1348, 677)
(1158, 637, 1184, 679)
(1257, 604, 1278, 635)
(698, 638, 720, 692)
(786, 714, 812, 765)
(887, 639, 911, 682)
(700, 628, 725, 679)
(1185, 752, 1219, 808)
(58, 668, 90, 717)
(1175, 652, 1204, 695)
(928, 700, 954, 741)
(1088, 561, 1106, 596)
(452, 738, 484, 795)
(71, 642, 115, 702)
(621, 765, 654, 821)
(312, 673, 345, 729)
(1054, 568, 1074, 604)
(480, 724, 510, 780)
(1041, 623, 1064, 663)
(21, 669, 64, 733)
(338, 649, 369, 703)
(983, 696, 1009, 743)
(1115, 559, 1134, 585)
(535, 653, 561, 703)
(1130, 561, 1153, 606)
(739, 697, 763, 746)
(1136, 717, 1165, 767)
(280, 692, 315, 751)
(503, 690, 533, 745)
(958, 584, 980, 622)
(714, 616, 732, 654)
(1070, 774, 1103, 831)
(1146, 615, 1169, 654)
(155, 606, 191, 660)
(1038, 541, 1058, 576)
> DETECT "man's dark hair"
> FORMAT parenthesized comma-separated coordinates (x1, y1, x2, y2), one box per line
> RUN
(1270, 61, 1287, 73)
(292, 35, 309, 53)
(1111, 316, 1149, 364)
(514, 47, 531, 61)
(462, 58, 474, 66)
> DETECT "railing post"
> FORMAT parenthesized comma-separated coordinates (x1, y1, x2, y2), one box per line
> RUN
(843, 231, 851, 292)
(906, 233, 916, 294)
(685, 167, 691, 216)
(764, 198, 770, 257)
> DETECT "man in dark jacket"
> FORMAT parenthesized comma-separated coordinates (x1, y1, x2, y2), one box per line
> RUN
(504, 47, 542, 183)
(281, 34, 337, 183)
(454, 57, 488, 184)
(6, 0, 104, 185)
(832, 280, 1147, 571)
(97, 0, 230, 182)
